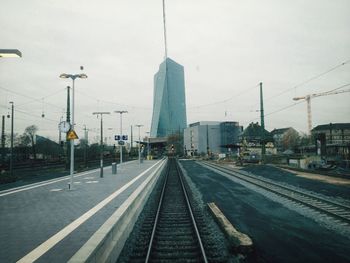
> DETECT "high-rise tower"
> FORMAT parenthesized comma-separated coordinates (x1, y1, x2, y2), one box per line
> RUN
(150, 58, 187, 137)
(150, 0, 187, 138)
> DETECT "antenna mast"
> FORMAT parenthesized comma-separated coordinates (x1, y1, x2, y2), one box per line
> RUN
(162, 0, 168, 59)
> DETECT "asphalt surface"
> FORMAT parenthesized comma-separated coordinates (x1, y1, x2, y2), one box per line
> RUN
(180, 160, 350, 263)
(241, 164, 350, 199)
(0, 160, 163, 263)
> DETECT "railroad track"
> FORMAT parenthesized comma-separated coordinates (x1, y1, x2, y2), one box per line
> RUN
(143, 158, 208, 263)
(201, 161, 350, 225)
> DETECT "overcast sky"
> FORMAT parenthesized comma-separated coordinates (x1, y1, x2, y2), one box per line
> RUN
(1, 0, 349, 144)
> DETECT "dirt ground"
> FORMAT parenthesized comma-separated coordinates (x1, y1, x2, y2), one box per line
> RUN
(277, 166, 350, 186)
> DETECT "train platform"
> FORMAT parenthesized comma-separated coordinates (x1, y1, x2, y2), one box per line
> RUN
(0, 159, 165, 263)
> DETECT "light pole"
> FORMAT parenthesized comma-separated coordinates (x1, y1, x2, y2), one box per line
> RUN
(114, 111, 128, 164)
(9, 102, 14, 176)
(135, 124, 143, 164)
(59, 73, 87, 189)
(146, 131, 150, 159)
(93, 112, 110, 178)
(1, 49, 21, 174)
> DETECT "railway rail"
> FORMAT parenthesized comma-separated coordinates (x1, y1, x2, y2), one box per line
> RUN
(144, 158, 208, 262)
(202, 161, 350, 225)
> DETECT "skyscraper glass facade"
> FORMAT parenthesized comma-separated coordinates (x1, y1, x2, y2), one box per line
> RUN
(150, 58, 187, 137)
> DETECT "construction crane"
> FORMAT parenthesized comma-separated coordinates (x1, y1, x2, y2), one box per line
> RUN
(293, 88, 350, 135)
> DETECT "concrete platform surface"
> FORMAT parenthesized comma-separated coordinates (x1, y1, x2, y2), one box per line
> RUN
(0, 159, 164, 263)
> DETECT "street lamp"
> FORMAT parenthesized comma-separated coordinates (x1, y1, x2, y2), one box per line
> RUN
(1, 49, 21, 175)
(9, 102, 14, 176)
(93, 112, 110, 178)
(114, 111, 128, 164)
(0, 49, 22, 58)
(135, 124, 143, 164)
(59, 72, 87, 189)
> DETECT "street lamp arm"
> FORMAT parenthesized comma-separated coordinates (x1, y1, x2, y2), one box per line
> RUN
(60, 73, 69, 79)
(60, 73, 88, 79)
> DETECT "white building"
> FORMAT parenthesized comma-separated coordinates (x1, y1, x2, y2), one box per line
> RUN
(183, 121, 242, 156)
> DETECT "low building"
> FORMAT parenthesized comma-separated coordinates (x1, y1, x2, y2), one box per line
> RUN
(183, 121, 242, 156)
(240, 122, 275, 155)
(311, 123, 350, 160)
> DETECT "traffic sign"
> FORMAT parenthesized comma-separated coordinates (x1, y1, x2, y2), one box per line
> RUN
(122, 135, 128, 140)
(115, 135, 120, 141)
(118, 141, 125, 145)
(67, 130, 79, 140)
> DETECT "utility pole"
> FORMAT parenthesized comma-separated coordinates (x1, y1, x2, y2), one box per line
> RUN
(83, 125, 89, 168)
(115, 111, 128, 164)
(135, 124, 143, 164)
(58, 116, 62, 144)
(66, 86, 70, 170)
(206, 124, 209, 157)
(260, 82, 266, 157)
(1, 115, 5, 165)
(93, 112, 110, 178)
(9, 102, 14, 176)
(130, 125, 133, 154)
(146, 131, 150, 159)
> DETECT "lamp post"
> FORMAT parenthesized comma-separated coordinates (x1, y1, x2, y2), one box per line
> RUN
(146, 131, 150, 159)
(114, 111, 128, 164)
(9, 102, 14, 176)
(59, 73, 87, 189)
(93, 112, 110, 178)
(135, 124, 143, 164)
(1, 49, 21, 174)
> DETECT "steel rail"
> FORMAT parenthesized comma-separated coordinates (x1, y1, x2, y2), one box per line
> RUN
(145, 159, 208, 263)
(202, 161, 350, 224)
(176, 160, 208, 263)
(144, 162, 169, 262)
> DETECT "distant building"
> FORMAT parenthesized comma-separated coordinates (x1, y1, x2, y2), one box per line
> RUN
(150, 58, 187, 138)
(183, 121, 242, 156)
(271, 127, 299, 152)
(311, 123, 350, 159)
(240, 122, 275, 155)
(220, 121, 243, 151)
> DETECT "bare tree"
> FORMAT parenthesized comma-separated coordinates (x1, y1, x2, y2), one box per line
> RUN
(282, 129, 299, 151)
(23, 125, 38, 160)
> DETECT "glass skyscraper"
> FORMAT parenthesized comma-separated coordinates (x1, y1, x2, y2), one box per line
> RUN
(150, 58, 187, 137)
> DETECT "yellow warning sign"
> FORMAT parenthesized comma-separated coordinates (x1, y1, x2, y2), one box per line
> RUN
(67, 130, 79, 140)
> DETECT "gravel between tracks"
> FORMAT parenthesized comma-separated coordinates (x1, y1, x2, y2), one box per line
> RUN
(117, 159, 237, 262)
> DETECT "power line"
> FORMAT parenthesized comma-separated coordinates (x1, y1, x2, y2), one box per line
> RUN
(188, 83, 259, 109)
(75, 90, 152, 110)
(0, 85, 64, 110)
(264, 58, 350, 103)
(245, 82, 350, 125)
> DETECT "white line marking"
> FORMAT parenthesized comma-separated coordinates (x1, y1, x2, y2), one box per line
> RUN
(0, 168, 100, 197)
(86, 181, 99, 184)
(16, 159, 164, 263)
(50, 189, 63, 192)
(83, 176, 95, 180)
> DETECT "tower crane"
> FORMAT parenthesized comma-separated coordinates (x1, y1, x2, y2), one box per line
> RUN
(293, 88, 350, 135)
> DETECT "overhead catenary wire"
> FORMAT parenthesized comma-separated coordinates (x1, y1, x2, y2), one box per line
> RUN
(263, 58, 350, 103)
(0, 85, 65, 110)
(244, 82, 350, 125)
(188, 83, 259, 109)
(75, 90, 152, 110)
